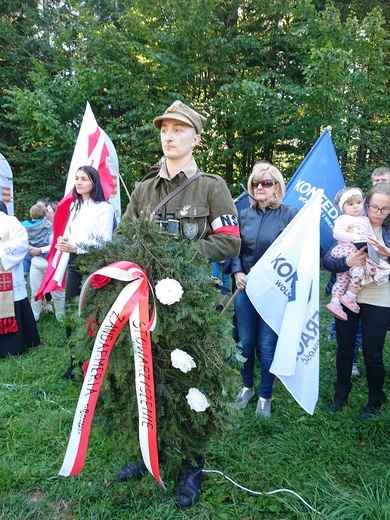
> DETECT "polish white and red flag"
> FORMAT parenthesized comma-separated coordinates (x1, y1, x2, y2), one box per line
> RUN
(36, 103, 120, 300)
(64, 102, 121, 222)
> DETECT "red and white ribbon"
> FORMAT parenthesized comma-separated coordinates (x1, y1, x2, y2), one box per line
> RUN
(58, 261, 164, 488)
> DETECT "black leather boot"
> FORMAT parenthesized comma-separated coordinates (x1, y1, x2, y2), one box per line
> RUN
(327, 381, 352, 413)
(117, 450, 166, 482)
(357, 391, 387, 421)
(61, 355, 76, 380)
(174, 455, 204, 509)
(116, 461, 147, 482)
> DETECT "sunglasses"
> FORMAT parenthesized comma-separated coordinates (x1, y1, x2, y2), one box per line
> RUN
(251, 179, 277, 188)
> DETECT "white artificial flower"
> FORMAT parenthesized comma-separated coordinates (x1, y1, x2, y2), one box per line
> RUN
(155, 278, 184, 305)
(171, 349, 196, 373)
(186, 388, 210, 412)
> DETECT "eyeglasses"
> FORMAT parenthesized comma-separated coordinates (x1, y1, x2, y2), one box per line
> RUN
(252, 179, 277, 188)
(367, 204, 390, 215)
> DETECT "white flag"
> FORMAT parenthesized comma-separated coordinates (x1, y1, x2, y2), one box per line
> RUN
(0, 153, 14, 216)
(65, 102, 121, 222)
(246, 190, 322, 414)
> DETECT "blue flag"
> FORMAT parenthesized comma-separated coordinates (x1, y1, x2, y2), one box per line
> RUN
(283, 129, 345, 252)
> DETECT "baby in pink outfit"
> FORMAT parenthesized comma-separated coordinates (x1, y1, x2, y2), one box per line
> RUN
(326, 187, 390, 321)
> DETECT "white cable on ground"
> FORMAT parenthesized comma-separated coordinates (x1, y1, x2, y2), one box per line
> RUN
(2, 382, 320, 514)
(0, 383, 72, 413)
(202, 468, 321, 515)
(38, 389, 72, 413)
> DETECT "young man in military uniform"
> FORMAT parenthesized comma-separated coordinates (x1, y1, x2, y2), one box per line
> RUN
(121, 100, 240, 263)
(118, 100, 240, 508)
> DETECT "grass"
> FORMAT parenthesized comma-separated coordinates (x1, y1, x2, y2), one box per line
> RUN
(1, 270, 389, 519)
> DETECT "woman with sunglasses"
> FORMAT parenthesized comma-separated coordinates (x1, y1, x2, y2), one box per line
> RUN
(231, 161, 298, 418)
(323, 182, 390, 420)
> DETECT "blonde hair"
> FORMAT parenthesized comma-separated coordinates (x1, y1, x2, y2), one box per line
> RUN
(247, 161, 286, 209)
(30, 203, 46, 220)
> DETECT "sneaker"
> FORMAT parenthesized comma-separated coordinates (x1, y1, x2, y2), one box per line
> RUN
(326, 301, 348, 321)
(255, 398, 271, 419)
(44, 303, 53, 312)
(236, 387, 255, 408)
(340, 294, 360, 314)
(351, 363, 361, 377)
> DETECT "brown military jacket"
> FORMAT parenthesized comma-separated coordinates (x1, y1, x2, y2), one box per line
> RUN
(121, 158, 240, 262)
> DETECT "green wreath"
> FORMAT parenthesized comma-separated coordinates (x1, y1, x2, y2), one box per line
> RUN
(68, 219, 241, 469)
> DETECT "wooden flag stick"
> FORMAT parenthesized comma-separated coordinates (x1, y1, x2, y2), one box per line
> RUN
(220, 288, 241, 316)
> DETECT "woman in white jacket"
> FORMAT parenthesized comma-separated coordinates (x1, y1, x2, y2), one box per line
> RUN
(56, 166, 114, 306)
(55, 166, 114, 378)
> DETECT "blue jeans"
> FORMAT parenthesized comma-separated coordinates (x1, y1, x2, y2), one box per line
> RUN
(211, 261, 230, 296)
(23, 251, 32, 277)
(234, 289, 278, 399)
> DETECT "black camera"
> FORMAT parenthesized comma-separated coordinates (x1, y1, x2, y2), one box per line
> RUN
(153, 213, 180, 236)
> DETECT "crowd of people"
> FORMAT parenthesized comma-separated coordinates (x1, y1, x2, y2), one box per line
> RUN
(1, 99, 389, 509)
(0, 167, 114, 360)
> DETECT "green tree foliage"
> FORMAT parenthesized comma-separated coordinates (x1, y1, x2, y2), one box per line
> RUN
(300, 6, 389, 188)
(0, 0, 389, 215)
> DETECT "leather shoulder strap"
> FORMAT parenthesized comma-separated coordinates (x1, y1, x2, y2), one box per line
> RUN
(152, 171, 204, 215)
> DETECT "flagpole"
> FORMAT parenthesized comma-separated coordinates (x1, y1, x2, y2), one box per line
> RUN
(220, 288, 240, 315)
(108, 158, 131, 202)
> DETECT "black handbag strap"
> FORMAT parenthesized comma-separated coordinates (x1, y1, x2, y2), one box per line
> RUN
(152, 171, 204, 215)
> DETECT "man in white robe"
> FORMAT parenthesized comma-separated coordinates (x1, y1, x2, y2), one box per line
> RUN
(0, 202, 40, 356)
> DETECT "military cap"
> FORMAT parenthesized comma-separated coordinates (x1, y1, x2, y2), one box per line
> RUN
(153, 100, 207, 135)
